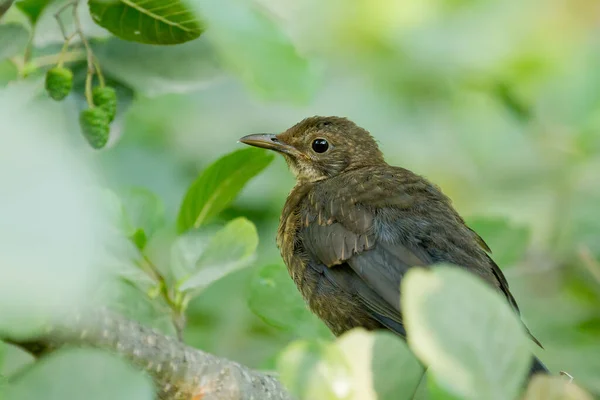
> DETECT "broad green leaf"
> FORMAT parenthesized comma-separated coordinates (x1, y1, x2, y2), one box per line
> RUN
(278, 329, 423, 400)
(15, 0, 50, 24)
(248, 264, 332, 340)
(5, 348, 153, 400)
(465, 216, 530, 268)
(522, 375, 593, 400)
(118, 187, 165, 250)
(370, 331, 424, 400)
(177, 147, 274, 232)
(0, 87, 107, 338)
(335, 329, 422, 400)
(427, 375, 462, 400)
(99, 276, 177, 336)
(88, 0, 203, 45)
(402, 266, 531, 400)
(168, 226, 222, 283)
(93, 37, 222, 96)
(178, 217, 258, 293)
(0, 59, 18, 84)
(0, 23, 29, 61)
(277, 339, 352, 400)
(187, 0, 319, 103)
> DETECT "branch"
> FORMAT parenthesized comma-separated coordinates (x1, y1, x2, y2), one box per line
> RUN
(3, 310, 293, 400)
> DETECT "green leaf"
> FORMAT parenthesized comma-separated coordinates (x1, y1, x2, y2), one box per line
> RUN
(402, 266, 532, 400)
(88, 0, 203, 45)
(4, 348, 153, 400)
(178, 217, 258, 293)
(335, 329, 423, 400)
(177, 147, 274, 233)
(187, 0, 319, 103)
(118, 187, 165, 250)
(465, 216, 530, 268)
(0, 87, 107, 338)
(99, 268, 176, 336)
(0, 23, 29, 61)
(277, 329, 423, 400)
(168, 226, 214, 283)
(93, 37, 222, 96)
(248, 264, 332, 340)
(427, 375, 462, 400)
(277, 339, 352, 400)
(15, 0, 50, 24)
(371, 331, 425, 400)
(522, 375, 593, 400)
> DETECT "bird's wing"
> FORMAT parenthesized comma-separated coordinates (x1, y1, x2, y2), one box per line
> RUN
(299, 166, 529, 340)
(299, 172, 433, 336)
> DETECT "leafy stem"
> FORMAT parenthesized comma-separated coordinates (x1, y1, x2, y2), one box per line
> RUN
(137, 254, 187, 341)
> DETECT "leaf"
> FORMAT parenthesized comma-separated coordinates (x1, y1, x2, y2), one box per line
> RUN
(277, 329, 424, 400)
(427, 374, 462, 400)
(4, 348, 154, 400)
(15, 0, 50, 24)
(522, 375, 593, 400)
(277, 339, 353, 400)
(0, 23, 29, 61)
(465, 216, 530, 268)
(118, 187, 165, 249)
(336, 329, 424, 400)
(187, 0, 319, 103)
(168, 226, 213, 282)
(370, 331, 425, 400)
(0, 89, 107, 338)
(248, 264, 332, 340)
(93, 37, 223, 97)
(402, 265, 532, 400)
(100, 276, 177, 336)
(88, 0, 203, 45)
(178, 217, 258, 293)
(177, 147, 274, 233)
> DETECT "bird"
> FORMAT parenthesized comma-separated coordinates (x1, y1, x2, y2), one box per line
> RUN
(239, 116, 549, 377)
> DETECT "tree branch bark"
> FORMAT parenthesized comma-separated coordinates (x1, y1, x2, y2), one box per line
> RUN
(3, 310, 293, 400)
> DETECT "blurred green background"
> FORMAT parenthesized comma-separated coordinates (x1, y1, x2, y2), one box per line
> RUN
(1, 0, 600, 397)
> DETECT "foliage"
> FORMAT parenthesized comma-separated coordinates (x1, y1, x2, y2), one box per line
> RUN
(1, 0, 600, 398)
(177, 147, 274, 232)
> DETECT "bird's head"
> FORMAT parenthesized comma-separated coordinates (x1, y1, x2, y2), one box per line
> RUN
(239, 116, 384, 182)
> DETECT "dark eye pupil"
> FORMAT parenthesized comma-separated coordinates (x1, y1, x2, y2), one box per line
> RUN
(312, 139, 329, 153)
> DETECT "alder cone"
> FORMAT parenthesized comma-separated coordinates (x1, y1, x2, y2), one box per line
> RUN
(79, 108, 110, 149)
(45, 67, 73, 101)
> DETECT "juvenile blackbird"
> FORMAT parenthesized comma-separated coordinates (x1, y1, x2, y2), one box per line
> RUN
(240, 116, 548, 376)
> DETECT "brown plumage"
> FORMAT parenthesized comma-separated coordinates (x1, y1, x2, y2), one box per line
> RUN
(240, 116, 548, 376)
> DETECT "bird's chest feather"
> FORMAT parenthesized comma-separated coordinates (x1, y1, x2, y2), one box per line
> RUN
(276, 181, 383, 335)
(276, 183, 313, 294)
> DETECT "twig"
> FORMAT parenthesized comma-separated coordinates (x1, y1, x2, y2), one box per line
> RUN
(3, 310, 293, 400)
(138, 255, 187, 341)
(71, 0, 96, 105)
(54, 1, 77, 41)
(54, 1, 76, 41)
(31, 49, 86, 68)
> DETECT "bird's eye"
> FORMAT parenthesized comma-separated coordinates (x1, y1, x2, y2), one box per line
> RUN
(312, 138, 329, 153)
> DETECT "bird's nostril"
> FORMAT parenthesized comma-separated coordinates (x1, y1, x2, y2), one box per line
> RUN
(271, 137, 279, 142)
